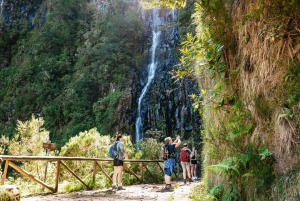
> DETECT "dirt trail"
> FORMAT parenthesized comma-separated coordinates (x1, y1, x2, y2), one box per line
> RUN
(21, 180, 199, 201)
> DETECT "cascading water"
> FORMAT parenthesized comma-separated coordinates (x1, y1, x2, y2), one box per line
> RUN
(134, 6, 199, 144)
(0, 0, 4, 14)
(135, 8, 161, 143)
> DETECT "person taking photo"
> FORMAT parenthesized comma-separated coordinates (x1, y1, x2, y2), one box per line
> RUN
(163, 135, 181, 190)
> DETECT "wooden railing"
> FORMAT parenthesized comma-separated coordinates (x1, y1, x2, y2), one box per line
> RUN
(0, 155, 164, 193)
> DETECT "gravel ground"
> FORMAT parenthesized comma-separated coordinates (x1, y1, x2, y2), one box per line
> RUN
(21, 180, 199, 201)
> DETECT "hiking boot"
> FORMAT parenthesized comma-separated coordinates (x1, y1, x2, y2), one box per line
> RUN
(118, 186, 125, 190)
(165, 184, 174, 190)
(189, 178, 193, 182)
(183, 179, 186, 184)
(112, 184, 117, 190)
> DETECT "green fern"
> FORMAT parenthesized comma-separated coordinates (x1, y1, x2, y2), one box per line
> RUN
(207, 157, 240, 176)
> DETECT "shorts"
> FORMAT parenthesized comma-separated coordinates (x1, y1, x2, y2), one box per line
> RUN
(164, 168, 172, 176)
(181, 161, 191, 169)
(191, 160, 197, 165)
(113, 158, 124, 166)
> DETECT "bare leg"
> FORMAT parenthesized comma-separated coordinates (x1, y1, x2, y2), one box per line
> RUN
(191, 164, 196, 178)
(181, 162, 187, 179)
(117, 166, 123, 185)
(187, 166, 191, 178)
(112, 166, 117, 184)
(165, 175, 171, 184)
(182, 167, 187, 179)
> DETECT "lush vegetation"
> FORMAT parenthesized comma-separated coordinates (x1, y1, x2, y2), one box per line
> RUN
(1, 0, 300, 200)
(156, 0, 300, 200)
(0, 0, 145, 147)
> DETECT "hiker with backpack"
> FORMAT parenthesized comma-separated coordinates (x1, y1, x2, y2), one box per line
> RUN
(179, 143, 193, 184)
(162, 135, 181, 190)
(111, 135, 127, 190)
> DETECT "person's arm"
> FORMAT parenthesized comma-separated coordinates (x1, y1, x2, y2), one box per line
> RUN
(174, 136, 181, 148)
(119, 142, 127, 157)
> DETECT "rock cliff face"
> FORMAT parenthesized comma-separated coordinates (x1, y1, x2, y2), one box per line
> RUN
(133, 7, 200, 142)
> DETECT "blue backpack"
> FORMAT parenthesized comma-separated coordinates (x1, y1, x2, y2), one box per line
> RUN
(109, 142, 119, 158)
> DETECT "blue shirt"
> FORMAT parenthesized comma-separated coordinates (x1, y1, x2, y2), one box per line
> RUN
(163, 144, 176, 170)
(116, 141, 125, 161)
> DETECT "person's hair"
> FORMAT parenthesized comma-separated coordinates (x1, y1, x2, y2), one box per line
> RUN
(116, 135, 123, 141)
(164, 137, 171, 144)
(183, 144, 188, 147)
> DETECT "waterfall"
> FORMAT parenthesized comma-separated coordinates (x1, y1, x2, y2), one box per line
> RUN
(0, 0, 4, 14)
(135, 8, 161, 143)
(135, 31, 161, 143)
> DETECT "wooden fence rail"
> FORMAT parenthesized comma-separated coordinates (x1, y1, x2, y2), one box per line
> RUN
(0, 155, 164, 193)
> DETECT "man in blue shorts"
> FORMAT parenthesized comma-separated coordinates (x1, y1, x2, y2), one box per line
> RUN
(163, 135, 181, 190)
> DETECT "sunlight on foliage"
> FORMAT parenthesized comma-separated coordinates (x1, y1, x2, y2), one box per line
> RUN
(0, 136, 9, 155)
(60, 128, 110, 158)
(8, 115, 49, 156)
(2, 115, 55, 196)
(140, 0, 186, 9)
(136, 138, 162, 160)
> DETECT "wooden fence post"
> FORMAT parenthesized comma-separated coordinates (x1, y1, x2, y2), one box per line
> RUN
(1, 160, 9, 185)
(141, 162, 143, 183)
(93, 160, 97, 183)
(55, 160, 60, 193)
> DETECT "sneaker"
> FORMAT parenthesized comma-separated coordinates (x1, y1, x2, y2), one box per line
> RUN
(189, 178, 193, 182)
(112, 184, 117, 190)
(183, 179, 186, 184)
(118, 186, 125, 190)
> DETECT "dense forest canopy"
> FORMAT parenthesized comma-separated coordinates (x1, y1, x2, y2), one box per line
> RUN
(0, 0, 145, 146)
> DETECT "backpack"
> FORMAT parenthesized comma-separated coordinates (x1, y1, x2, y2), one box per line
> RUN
(160, 144, 169, 160)
(180, 149, 190, 162)
(109, 142, 119, 159)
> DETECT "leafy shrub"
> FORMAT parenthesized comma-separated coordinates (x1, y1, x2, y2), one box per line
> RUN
(134, 138, 163, 183)
(59, 129, 136, 190)
(2, 115, 55, 196)
(8, 115, 50, 156)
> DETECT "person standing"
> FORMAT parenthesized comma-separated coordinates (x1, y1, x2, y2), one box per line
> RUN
(112, 135, 127, 190)
(191, 147, 198, 180)
(163, 135, 181, 190)
(179, 143, 193, 184)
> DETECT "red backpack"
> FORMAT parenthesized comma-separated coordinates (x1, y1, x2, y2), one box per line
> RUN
(180, 149, 190, 162)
